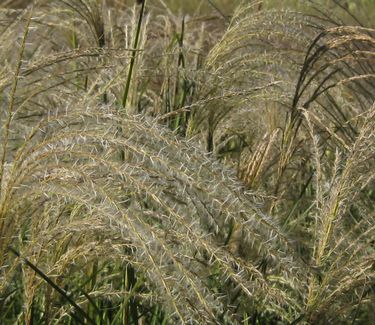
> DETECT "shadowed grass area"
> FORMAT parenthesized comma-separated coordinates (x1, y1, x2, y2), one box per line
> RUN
(0, 1, 374, 324)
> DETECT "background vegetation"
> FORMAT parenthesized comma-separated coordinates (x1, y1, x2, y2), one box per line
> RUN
(0, 0, 374, 324)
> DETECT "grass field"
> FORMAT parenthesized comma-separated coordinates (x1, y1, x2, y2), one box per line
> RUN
(0, 0, 374, 324)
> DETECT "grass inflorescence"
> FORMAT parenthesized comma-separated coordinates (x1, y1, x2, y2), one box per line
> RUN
(0, 0, 374, 324)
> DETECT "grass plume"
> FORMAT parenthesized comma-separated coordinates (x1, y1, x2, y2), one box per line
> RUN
(0, 1, 374, 324)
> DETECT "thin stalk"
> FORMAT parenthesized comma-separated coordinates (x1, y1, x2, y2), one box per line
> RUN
(0, 10, 32, 193)
(121, 0, 146, 110)
(8, 246, 96, 325)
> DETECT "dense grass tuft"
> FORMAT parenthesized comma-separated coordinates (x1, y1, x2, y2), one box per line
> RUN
(0, 1, 374, 324)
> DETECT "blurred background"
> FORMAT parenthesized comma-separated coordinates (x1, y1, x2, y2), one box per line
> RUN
(2, 0, 374, 24)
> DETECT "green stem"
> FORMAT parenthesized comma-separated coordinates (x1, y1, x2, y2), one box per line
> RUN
(121, 0, 146, 110)
(8, 246, 96, 325)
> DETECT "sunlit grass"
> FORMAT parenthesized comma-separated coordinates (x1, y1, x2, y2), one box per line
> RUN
(0, 1, 374, 324)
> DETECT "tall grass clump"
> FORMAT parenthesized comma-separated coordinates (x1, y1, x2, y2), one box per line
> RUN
(0, 0, 374, 324)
